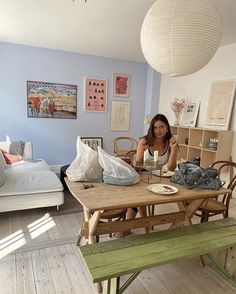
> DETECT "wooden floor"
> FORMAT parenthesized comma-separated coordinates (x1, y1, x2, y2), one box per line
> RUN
(0, 198, 236, 294)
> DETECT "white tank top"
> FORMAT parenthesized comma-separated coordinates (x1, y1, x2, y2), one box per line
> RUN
(144, 143, 169, 167)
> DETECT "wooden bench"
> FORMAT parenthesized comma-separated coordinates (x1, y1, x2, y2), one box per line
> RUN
(79, 218, 236, 294)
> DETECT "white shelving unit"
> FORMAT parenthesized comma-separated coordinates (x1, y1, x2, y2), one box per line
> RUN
(171, 126, 234, 168)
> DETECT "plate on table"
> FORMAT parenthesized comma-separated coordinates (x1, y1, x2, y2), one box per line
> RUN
(152, 170, 175, 178)
(147, 184, 178, 195)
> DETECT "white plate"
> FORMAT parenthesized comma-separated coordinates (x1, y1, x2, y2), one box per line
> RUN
(152, 170, 175, 178)
(147, 184, 178, 195)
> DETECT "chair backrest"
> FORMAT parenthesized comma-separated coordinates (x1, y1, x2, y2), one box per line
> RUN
(124, 150, 137, 166)
(113, 137, 138, 156)
(210, 161, 236, 207)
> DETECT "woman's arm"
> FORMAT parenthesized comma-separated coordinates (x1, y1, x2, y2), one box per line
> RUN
(167, 137, 178, 171)
(135, 138, 147, 165)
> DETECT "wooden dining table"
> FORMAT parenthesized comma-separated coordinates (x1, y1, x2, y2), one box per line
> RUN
(65, 175, 232, 246)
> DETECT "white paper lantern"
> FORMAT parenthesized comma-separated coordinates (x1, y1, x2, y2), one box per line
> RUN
(140, 0, 222, 77)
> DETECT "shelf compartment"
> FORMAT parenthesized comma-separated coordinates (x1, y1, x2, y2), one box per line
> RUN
(188, 147, 201, 163)
(178, 145, 188, 162)
(177, 127, 190, 145)
(201, 150, 217, 168)
(170, 126, 178, 137)
(189, 129, 203, 148)
(203, 130, 219, 150)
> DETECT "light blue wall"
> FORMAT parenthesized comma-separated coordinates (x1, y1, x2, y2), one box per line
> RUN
(143, 66, 161, 134)
(0, 42, 152, 165)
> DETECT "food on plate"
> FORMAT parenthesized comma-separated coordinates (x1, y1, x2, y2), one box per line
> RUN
(152, 185, 175, 193)
(163, 185, 174, 191)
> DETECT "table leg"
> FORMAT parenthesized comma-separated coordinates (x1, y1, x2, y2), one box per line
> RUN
(82, 208, 104, 244)
(170, 199, 207, 228)
(83, 208, 104, 293)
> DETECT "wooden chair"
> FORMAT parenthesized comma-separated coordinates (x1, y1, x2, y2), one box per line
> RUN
(113, 137, 138, 162)
(195, 161, 236, 222)
(123, 149, 137, 166)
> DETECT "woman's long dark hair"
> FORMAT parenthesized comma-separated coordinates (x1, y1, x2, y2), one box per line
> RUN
(143, 114, 172, 146)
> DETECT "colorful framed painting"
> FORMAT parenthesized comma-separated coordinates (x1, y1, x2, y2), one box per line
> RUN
(81, 137, 103, 152)
(84, 77, 107, 112)
(111, 101, 130, 131)
(113, 73, 130, 97)
(206, 80, 236, 130)
(27, 81, 77, 119)
(182, 101, 200, 127)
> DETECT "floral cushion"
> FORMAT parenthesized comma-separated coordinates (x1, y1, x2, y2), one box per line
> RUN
(1, 149, 23, 164)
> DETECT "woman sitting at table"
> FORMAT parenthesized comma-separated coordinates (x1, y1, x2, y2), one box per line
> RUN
(125, 113, 178, 234)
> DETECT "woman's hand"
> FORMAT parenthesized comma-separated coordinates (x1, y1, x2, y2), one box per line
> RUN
(169, 137, 178, 151)
(167, 137, 178, 171)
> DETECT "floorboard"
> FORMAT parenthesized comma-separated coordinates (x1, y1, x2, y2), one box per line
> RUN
(0, 197, 235, 293)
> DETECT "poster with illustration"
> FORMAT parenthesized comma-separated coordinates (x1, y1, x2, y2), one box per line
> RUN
(27, 81, 77, 119)
(113, 73, 130, 97)
(84, 77, 107, 112)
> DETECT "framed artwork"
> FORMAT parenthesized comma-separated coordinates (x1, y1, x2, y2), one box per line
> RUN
(27, 81, 77, 119)
(81, 137, 103, 151)
(182, 101, 200, 127)
(206, 80, 236, 130)
(111, 101, 130, 131)
(113, 73, 130, 97)
(84, 77, 107, 112)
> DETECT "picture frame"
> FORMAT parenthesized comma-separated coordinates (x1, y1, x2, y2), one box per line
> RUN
(111, 101, 130, 131)
(206, 80, 236, 130)
(81, 137, 103, 152)
(27, 81, 77, 119)
(113, 73, 130, 97)
(84, 77, 107, 112)
(182, 101, 200, 127)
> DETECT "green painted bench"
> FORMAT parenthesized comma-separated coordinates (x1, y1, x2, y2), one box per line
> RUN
(79, 218, 236, 294)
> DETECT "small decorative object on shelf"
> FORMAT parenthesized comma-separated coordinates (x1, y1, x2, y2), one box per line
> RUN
(208, 138, 218, 151)
(170, 98, 185, 126)
(192, 157, 201, 166)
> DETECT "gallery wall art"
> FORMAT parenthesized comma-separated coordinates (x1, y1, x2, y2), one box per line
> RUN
(84, 77, 107, 112)
(81, 137, 103, 152)
(206, 80, 236, 130)
(111, 101, 130, 131)
(182, 101, 200, 127)
(113, 73, 130, 97)
(27, 81, 77, 119)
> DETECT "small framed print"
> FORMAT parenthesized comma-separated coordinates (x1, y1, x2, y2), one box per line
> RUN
(113, 73, 130, 97)
(111, 101, 130, 131)
(84, 77, 107, 112)
(81, 137, 103, 152)
(182, 101, 200, 127)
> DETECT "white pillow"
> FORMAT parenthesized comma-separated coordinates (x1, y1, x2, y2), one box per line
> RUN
(0, 151, 6, 186)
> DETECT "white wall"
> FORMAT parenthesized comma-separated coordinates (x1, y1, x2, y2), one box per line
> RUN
(159, 42, 236, 161)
